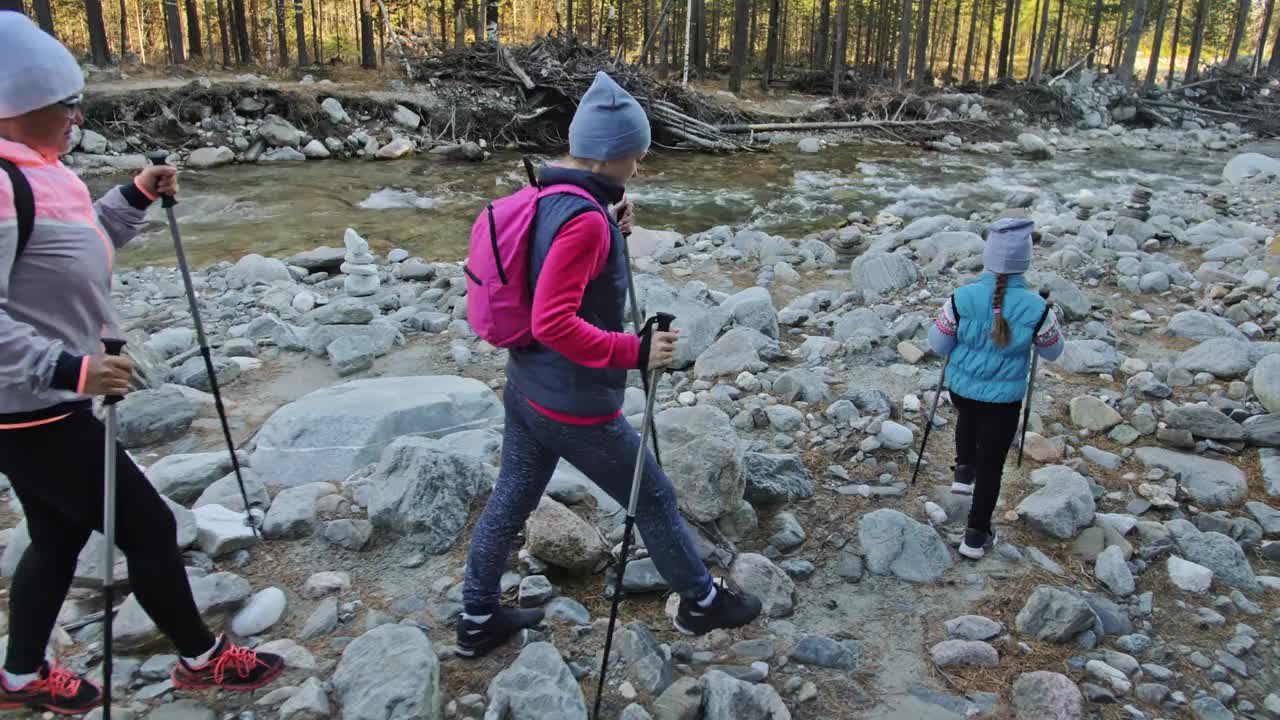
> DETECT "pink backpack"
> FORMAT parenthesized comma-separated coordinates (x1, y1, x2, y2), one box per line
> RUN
(465, 170, 604, 348)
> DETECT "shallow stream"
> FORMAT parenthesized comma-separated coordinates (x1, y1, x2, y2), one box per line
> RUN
(90, 139, 1243, 269)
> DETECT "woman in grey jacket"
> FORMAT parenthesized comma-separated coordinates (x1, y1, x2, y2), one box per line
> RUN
(0, 14, 282, 714)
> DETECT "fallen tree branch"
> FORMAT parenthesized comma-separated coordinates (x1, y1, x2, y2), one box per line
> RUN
(716, 117, 981, 133)
(1138, 99, 1260, 120)
(502, 47, 536, 90)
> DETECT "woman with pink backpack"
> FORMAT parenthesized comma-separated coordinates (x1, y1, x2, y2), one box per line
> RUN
(457, 72, 762, 658)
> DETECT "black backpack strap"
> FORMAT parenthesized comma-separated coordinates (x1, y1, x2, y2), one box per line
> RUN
(0, 159, 34, 273)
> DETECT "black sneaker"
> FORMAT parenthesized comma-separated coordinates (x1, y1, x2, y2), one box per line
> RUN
(170, 635, 284, 691)
(951, 464, 975, 495)
(959, 527, 995, 560)
(673, 581, 762, 636)
(0, 661, 102, 715)
(456, 607, 546, 658)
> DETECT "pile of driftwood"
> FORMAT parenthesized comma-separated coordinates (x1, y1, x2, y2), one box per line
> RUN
(407, 37, 758, 151)
(1138, 64, 1280, 136)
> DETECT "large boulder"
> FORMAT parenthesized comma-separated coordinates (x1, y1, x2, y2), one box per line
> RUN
(694, 329, 766, 379)
(1176, 338, 1255, 379)
(1253, 354, 1280, 414)
(654, 406, 744, 522)
(258, 116, 306, 148)
(332, 625, 442, 720)
(366, 437, 491, 555)
(1165, 520, 1258, 590)
(117, 386, 197, 448)
(743, 453, 814, 504)
(251, 376, 501, 486)
(1012, 671, 1084, 720)
(263, 482, 336, 540)
(1069, 396, 1122, 432)
(633, 277, 728, 368)
(1025, 272, 1090, 320)
(1134, 447, 1247, 509)
(113, 571, 250, 650)
(834, 308, 891, 341)
(857, 509, 953, 582)
(1015, 586, 1095, 642)
(1165, 404, 1245, 441)
(524, 497, 608, 572)
(486, 642, 588, 720)
(619, 622, 674, 695)
(699, 669, 791, 720)
(1222, 152, 1280, 184)
(1015, 466, 1095, 539)
(1059, 340, 1121, 375)
(187, 146, 235, 169)
(147, 451, 238, 504)
(227, 254, 293, 287)
(719, 287, 780, 340)
(850, 252, 919, 293)
(1166, 311, 1245, 342)
(729, 553, 795, 618)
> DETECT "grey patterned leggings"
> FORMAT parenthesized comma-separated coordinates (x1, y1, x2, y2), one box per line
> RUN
(462, 382, 713, 614)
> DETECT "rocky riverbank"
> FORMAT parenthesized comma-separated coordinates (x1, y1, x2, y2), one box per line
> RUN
(1, 142, 1279, 720)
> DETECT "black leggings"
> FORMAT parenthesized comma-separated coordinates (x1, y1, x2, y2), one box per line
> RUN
(952, 392, 1022, 534)
(0, 411, 215, 673)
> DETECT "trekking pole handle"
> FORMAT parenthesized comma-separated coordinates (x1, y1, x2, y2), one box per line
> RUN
(146, 152, 178, 209)
(103, 338, 127, 407)
(655, 312, 675, 333)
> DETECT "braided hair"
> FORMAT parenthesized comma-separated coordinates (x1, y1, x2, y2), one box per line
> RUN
(991, 273, 1012, 347)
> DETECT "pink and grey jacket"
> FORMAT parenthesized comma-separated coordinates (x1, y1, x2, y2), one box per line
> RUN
(0, 137, 155, 428)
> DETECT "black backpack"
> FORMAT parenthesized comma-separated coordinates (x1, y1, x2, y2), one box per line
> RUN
(0, 158, 33, 276)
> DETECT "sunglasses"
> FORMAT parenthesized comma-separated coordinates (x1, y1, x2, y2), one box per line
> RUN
(58, 94, 83, 110)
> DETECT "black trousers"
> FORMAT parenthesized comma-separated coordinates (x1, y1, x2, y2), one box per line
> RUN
(0, 410, 215, 673)
(952, 391, 1023, 534)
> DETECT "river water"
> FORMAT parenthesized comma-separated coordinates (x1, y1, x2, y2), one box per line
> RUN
(89, 140, 1240, 269)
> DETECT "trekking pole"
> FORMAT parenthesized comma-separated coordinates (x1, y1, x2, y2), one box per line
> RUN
(617, 198, 664, 465)
(100, 338, 126, 720)
(1017, 290, 1054, 468)
(146, 152, 259, 536)
(910, 356, 949, 486)
(592, 312, 675, 720)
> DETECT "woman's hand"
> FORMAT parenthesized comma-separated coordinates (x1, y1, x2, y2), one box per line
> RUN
(136, 165, 179, 198)
(82, 353, 134, 396)
(617, 200, 635, 235)
(646, 329, 679, 369)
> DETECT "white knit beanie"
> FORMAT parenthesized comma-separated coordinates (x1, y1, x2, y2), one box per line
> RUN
(0, 13, 85, 120)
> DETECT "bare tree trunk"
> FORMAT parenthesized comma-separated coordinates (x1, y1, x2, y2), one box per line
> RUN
(833, 0, 849, 92)
(1007, 0, 1021, 77)
(815, 0, 831, 68)
(1252, 0, 1273, 73)
(165, 0, 185, 62)
(896, 0, 912, 84)
(1184, 0, 1207, 80)
(232, 0, 250, 61)
(929, 0, 943, 73)
(1271, 4, 1280, 70)
(217, 0, 231, 61)
(1032, 0, 1049, 78)
(293, 0, 307, 62)
(1117, 0, 1146, 80)
(485, 0, 496, 39)
(86, 0, 113, 63)
(962, 0, 980, 79)
(204, 0, 214, 55)
(996, 0, 1014, 77)
(1144, 0, 1167, 86)
(273, 0, 287, 62)
(453, 0, 464, 47)
(730, 0, 749, 88)
(312, 0, 320, 60)
(30, 0, 56, 36)
(1086, 0, 1102, 65)
(643, 0, 651, 61)
(251, 0, 261, 56)
(1167, 0, 1182, 83)
(186, 0, 203, 55)
(1226, 0, 1250, 65)
(913, 0, 932, 83)
(762, 0, 779, 88)
(660, 9, 670, 73)
(472, 0, 480, 43)
(1047, 0, 1064, 69)
(946, 0, 961, 79)
(360, 0, 375, 65)
(119, 0, 131, 55)
(1110, 0, 1127, 68)
(983, 0, 997, 80)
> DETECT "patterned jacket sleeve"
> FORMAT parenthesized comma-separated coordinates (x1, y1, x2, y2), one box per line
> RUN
(1034, 307, 1064, 361)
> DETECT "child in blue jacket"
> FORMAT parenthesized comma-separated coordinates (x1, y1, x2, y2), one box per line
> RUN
(928, 217, 1064, 559)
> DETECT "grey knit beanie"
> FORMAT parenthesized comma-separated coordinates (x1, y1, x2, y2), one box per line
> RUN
(0, 13, 84, 120)
(984, 217, 1035, 275)
(568, 72, 651, 162)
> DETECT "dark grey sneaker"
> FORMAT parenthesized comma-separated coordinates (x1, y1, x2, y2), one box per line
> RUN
(951, 464, 976, 495)
(674, 582, 762, 636)
(456, 607, 545, 658)
(958, 527, 995, 560)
